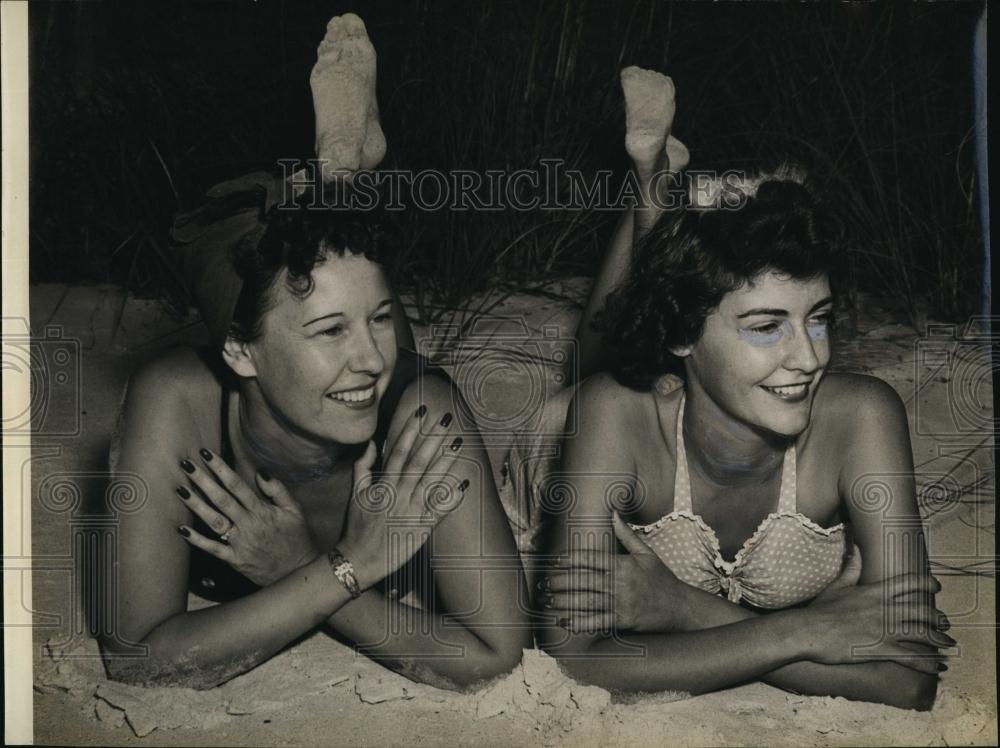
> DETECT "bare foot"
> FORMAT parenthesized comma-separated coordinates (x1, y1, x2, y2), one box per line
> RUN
(310, 13, 387, 180)
(620, 66, 689, 230)
(620, 66, 689, 177)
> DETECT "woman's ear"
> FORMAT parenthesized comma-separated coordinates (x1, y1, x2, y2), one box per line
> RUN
(222, 336, 258, 378)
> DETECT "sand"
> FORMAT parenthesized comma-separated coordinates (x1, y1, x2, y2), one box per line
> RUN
(25, 281, 996, 746)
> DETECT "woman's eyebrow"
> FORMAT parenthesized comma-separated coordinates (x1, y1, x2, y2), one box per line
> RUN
(302, 299, 392, 327)
(302, 312, 344, 327)
(736, 307, 787, 319)
(736, 296, 834, 319)
(808, 296, 834, 313)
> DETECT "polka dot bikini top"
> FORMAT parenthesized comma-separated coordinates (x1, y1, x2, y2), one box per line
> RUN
(629, 393, 848, 609)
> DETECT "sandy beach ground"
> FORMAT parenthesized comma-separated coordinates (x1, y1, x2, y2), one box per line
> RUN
(24, 281, 996, 746)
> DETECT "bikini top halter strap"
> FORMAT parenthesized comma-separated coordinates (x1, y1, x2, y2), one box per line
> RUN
(673, 393, 797, 515)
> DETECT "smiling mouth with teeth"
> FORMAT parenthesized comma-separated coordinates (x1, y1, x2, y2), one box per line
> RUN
(760, 383, 811, 400)
(327, 386, 377, 405)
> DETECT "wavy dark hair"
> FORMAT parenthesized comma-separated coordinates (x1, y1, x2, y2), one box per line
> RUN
(597, 170, 843, 390)
(229, 193, 392, 343)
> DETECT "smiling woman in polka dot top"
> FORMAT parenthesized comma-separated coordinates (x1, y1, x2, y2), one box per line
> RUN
(535, 78, 953, 710)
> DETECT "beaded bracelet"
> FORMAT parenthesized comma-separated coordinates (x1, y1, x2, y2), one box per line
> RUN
(327, 549, 361, 599)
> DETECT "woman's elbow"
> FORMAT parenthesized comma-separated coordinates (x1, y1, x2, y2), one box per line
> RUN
(100, 636, 154, 686)
(903, 674, 939, 712)
(537, 630, 607, 688)
(469, 635, 529, 686)
(482, 648, 524, 683)
(880, 672, 938, 711)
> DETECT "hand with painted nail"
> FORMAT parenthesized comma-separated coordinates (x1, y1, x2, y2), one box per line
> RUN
(336, 405, 466, 591)
(800, 572, 954, 675)
(175, 449, 319, 587)
(543, 511, 687, 634)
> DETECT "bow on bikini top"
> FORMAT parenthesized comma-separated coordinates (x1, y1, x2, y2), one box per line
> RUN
(629, 394, 848, 609)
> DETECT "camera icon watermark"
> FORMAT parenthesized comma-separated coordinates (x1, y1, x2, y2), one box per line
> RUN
(9, 468, 151, 658)
(418, 316, 577, 445)
(533, 469, 647, 518)
(1, 320, 82, 437)
(849, 458, 993, 649)
(913, 316, 996, 438)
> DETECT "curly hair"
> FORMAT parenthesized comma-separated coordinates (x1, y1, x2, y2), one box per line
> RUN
(228, 193, 392, 343)
(597, 169, 842, 390)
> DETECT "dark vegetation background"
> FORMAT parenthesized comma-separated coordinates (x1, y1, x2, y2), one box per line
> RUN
(29, 0, 985, 325)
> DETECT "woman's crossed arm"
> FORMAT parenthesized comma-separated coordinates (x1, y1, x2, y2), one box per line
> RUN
(536, 375, 947, 710)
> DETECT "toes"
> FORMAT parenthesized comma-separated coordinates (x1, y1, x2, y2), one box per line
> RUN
(316, 33, 344, 65)
(314, 33, 376, 77)
(621, 67, 674, 104)
(325, 15, 347, 40)
(319, 14, 369, 62)
(341, 13, 367, 37)
(325, 13, 366, 42)
(344, 36, 376, 68)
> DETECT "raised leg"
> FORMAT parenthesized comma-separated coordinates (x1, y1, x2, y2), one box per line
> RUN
(571, 67, 688, 382)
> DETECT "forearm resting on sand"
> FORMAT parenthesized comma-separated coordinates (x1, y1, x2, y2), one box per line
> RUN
(325, 576, 523, 690)
(676, 583, 940, 710)
(548, 585, 938, 710)
(101, 555, 355, 690)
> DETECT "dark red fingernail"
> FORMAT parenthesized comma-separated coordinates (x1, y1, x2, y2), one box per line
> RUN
(199, 448, 213, 462)
(414, 404, 427, 418)
(450, 437, 463, 452)
(439, 413, 453, 427)
(176, 486, 191, 500)
(177, 526, 190, 537)
(258, 468, 271, 481)
(180, 459, 196, 474)
(938, 662, 948, 672)
(459, 478, 470, 492)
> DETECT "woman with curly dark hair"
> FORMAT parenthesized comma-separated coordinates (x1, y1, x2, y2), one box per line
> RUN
(100, 181, 528, 691)
(535, 67, 952, 710)
(98, 14, 529, 691)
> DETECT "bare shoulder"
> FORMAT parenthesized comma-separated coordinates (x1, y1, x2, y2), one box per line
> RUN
(573, 371, 650, 425)
(813, 372, 908, 428)
(809, 373, 911, 472)
(127, 347, 218, 400)
(116, 347, 223, 455)
(397, 370, 453, 407)
(563, 372, 656, 483)
(385, 372, 459, 443)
